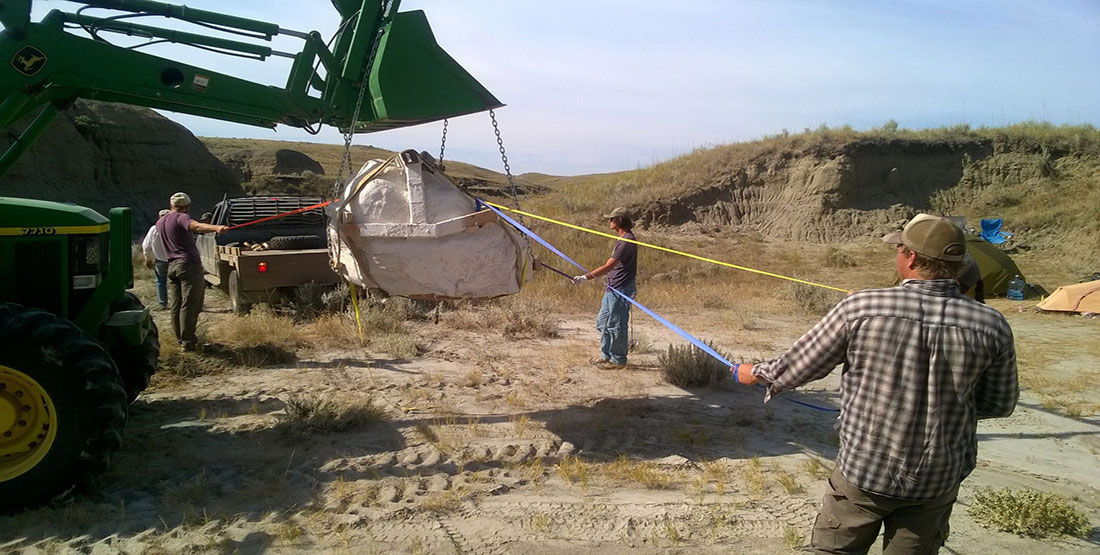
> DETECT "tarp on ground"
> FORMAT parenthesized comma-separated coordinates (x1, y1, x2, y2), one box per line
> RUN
(965, 235, 1025, 297)
(328, 150, 529, 299)
(1036, 280, 1100, 313)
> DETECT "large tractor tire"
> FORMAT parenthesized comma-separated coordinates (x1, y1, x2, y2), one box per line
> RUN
(0, 303, 128, 510)
(227, 270, 251, 315)
(266, 234, 326, 250)
(108, 292, 160, 403)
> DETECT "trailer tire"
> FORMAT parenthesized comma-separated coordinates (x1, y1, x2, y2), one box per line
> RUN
(266, 235, 326, 250)
(107, 292, 160, 403)
(228, 270, 251, 315)
(0, 303, 128, 510)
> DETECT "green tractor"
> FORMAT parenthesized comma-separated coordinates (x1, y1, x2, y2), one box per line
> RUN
(0, 0, 500, 509)
(0, 198, 157, 509)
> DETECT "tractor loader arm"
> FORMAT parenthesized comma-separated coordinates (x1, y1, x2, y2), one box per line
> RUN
(0, 0, 502, 176)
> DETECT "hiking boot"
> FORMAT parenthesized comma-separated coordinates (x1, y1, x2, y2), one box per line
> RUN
(594, 360, 627, 370)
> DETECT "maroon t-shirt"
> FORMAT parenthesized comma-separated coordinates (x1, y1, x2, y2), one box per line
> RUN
(156, 211, 200, 263)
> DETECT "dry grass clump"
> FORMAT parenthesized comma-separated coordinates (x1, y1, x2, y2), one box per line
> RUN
(302, 312, 360, 347)
(554, 455, 590, 492)
(444, 297, 560, 338)
(603, 456, 677, 489)
(801, 457, 832, 480)
(212, 307, 308, 348)
(372, 332, 418, 359)
(280, 393, 387, 434)
(783, 525, 805, 551)
(421, 488, 467, 513)
(741, 458, 766, 496)
(967, 487, 1091, 538)
(658, 340, 730, 387)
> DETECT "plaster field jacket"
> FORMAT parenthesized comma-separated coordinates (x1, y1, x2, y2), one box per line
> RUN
(753, 279, 1018, 499)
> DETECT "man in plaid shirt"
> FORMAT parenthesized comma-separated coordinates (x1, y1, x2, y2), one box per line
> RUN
(736, 214, 1017, 554)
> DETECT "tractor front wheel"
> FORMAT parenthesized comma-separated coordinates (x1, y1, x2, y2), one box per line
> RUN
(108, 292, 160, 403)
(0, 303, 128, 510)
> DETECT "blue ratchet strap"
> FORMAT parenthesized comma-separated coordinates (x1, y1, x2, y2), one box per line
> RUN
(478, 200, 838, 413)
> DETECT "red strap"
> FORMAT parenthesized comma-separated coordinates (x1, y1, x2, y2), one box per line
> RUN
(224, 199, 337, 231)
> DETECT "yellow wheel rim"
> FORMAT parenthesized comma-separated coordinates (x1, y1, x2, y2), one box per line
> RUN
(0, 365, 58, 482)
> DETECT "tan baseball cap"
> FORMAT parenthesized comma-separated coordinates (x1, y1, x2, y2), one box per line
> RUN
(882, 213, 966, 262)
(170, 192, 191, 207)
(602, 207, 630, 219)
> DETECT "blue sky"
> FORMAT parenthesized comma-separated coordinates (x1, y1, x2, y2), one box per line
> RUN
(32, 1, 1100, 175)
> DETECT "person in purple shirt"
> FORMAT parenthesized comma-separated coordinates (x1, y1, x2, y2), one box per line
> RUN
(156, 192, 227, 351)
(572, 207, 638, 369)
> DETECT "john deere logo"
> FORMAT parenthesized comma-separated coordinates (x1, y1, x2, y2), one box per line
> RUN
(11, 46, 47, 77)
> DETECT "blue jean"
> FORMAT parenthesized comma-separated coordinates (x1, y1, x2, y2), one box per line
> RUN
(154, 259, 169, 307)
(595, 282, 636, 364)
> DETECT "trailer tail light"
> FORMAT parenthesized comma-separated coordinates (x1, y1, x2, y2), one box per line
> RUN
(257, 262, 268, 273)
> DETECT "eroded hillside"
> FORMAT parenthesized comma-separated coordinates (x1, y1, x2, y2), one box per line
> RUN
(1, 100, 242, 232)
(529, 124, 1100, 276)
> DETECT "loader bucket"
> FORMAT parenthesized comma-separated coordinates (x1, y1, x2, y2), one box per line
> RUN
(354, 10, 503, 132)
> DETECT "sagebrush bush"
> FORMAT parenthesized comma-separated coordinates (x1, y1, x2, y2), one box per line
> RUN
(784, 283, 844, 316)
(659, 341, 730, 387)
(281, 282, 346, 318)
(968, 487, 1091, 538)
(822, 246, 857, 268)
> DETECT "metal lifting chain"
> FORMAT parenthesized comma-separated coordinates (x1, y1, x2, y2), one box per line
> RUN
(335, 0, 395, 195)
(489, 109, 534, 259)
(490, 110, 523, 215)
(438, 118, 448, 171)
(332, 0, 393, 272)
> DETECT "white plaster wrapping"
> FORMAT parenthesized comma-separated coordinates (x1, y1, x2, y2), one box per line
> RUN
(327, 153, 528, 299)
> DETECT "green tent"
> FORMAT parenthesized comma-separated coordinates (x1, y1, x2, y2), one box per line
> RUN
(966, 235, 1024, 297)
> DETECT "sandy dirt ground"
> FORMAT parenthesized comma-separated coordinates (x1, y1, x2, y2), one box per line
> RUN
(2, 285, 1098, 554)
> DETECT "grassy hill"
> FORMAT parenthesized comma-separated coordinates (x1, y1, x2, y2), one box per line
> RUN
(201, 122, 1100, 291)
(199, 137, 545, 199)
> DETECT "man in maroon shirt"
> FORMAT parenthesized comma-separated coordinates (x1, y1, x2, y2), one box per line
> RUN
(156, 192, 227, 351)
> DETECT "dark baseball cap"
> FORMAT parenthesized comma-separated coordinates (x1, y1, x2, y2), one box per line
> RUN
(882, 213, 966, 262)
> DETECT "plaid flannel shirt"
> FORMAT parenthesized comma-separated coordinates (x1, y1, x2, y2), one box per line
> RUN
(753, 279, 1017, 499)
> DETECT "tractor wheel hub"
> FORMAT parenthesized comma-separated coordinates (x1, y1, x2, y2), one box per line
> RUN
(0, 365, 57, 481)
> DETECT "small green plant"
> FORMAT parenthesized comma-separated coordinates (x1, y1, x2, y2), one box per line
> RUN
(658, 340, 730, 387)
(968, 487, 1090, 538)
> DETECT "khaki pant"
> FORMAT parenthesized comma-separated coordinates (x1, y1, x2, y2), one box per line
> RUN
(812, 467, 958, 555)
(167, 259, 206, 348)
